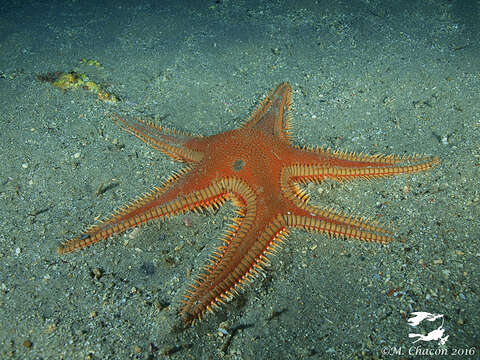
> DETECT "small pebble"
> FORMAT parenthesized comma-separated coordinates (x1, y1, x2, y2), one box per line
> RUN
(217, 321, 230, 337)
(154, 300, 164, 312)
(128, 227, 140, 239)
(92, 268, 103, 279)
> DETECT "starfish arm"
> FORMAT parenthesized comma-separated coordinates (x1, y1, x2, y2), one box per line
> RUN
(241, 82, 292, 143)
(110, 113, 203, 163)
(286, 205, 393, 243)
(280, 167, 394, 243)
(288, 148, 439, 182)
(57, 169, 232, 254)
(180, 179, 289, 324)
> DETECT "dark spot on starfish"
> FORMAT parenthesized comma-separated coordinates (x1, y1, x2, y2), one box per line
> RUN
(233, 159, 245, 172)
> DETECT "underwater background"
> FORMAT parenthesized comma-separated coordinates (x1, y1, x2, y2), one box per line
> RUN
(0, 0, 478, 359)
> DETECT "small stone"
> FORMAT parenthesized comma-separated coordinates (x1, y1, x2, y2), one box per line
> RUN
(174, 243, 184, 252)
(217, 321, 229, 337)
(22, 163, 28, 169)
(73, 152, 81, 159)
(92, 268, 103, 279)
(128, 227, 140, 239)
(154, 300, 164, 312)
(45, 324, 56, 334)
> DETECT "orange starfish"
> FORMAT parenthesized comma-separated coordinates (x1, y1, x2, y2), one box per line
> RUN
(58, 82, 439, 324)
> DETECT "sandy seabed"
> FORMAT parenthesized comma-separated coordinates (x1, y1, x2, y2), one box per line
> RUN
(0, 1, 478, 359)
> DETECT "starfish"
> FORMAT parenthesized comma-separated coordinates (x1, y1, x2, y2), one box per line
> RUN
(58, 82, 439, 324)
